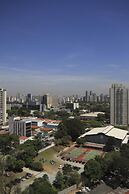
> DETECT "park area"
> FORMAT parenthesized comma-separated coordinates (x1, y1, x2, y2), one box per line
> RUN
(35, 146, 63, 174)
(61, 146, 104, 164)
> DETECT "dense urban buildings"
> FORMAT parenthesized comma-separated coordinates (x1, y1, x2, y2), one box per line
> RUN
(110, 84, 129, 126)
(84, 90, 109, 103)
(40, 94, 58, 111)
(0, 88, 7, 126)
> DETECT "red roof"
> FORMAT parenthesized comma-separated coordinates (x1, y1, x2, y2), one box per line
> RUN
(40, 127, 53, 132)
(31, 126, 40, 129)
(19, 136, 28, 140)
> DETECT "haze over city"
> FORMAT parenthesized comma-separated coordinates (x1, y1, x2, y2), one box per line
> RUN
(0, 0, 129, 95)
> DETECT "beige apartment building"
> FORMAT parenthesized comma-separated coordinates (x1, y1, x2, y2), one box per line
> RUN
(110, 84, 129, 126)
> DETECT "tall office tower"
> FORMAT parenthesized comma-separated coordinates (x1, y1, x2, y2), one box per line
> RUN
(52, 96, 58, 107)
(110, 84, 129, 126)
(0, 88, 7, 126)
(100, 93, 104, 102)
(90, 90, 93, 95)
(26, 93, 32, 104)
(42, 94, 52, 109)
(85, 90, 89, 102)
(92, 93, 97, 102)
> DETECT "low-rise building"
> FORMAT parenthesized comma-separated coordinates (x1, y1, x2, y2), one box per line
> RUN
(83, 125, 129, 147)
(19, 136, 33, 144)
(66, 102, 79, 110)
(80, 112, 105, 120)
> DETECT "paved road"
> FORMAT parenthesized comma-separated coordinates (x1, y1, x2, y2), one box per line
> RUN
(20, 167, 56, 191)
(56, 154, 84, 174)
(20, 143, 56, 192)
(23, 167, 56, 183)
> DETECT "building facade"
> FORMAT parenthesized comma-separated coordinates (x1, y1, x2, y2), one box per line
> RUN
(84, 126, 128, 147)
(42, 94, 52, 109)
(9, 117, 32, 137)
(0, 88, 7, 126)
(110, 84, 129, 126)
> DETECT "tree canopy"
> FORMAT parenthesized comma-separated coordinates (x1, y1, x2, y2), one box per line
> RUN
(22, 177, 57, 194)
(82, 145, 129, 189)
(55, 119, 85, 143)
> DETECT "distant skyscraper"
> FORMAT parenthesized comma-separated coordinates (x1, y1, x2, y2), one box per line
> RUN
(100, 93, 104, 102)
(110, 84, 129, 126)
(85, 90, 89, 102)
(0, 88, 7, 126)
(42, 94, 52, 109)
(26, 93, 32, 104)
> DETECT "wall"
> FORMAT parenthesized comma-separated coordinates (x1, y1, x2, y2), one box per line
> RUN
(58, 184, 77, 194)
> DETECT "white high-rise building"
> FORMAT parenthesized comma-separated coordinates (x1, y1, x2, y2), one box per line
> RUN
(110, 84, 129, 126)
(0, 88, 7, 126)
(9, 117, 32, 137)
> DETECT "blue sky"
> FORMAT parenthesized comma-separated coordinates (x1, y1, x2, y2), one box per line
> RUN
(0, 0, 129, 95)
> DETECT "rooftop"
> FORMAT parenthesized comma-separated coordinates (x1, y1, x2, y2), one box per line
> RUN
(80, 112, 105, 117)
(85, 126, 128, 140)
(19, 136, 28, 140)
(40, 127, 53, 132)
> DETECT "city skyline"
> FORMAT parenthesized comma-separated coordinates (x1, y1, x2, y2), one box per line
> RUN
(0, 0, 129, 95)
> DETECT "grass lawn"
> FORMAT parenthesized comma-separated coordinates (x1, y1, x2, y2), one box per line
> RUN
(35, 146, 63, 174)
(15, 171, 27, 179)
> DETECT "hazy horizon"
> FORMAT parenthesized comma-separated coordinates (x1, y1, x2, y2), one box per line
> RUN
(0, 0, 129, 95)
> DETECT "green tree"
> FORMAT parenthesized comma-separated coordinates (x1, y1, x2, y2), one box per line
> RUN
(97, 113, 106, 122)
(30, 162, 43, 171)
(6, 156, 16, 171)
(14, 160, 25, 172)
(62, 164, 73, 175)
(56, 111, 70, 120)
(33, 111, 43, 118)
(0, 134, 19, 154)
(63, 119, 84, 141)
(44, 110, 57, 120)
(42, 174, 49, 181)
(6, 156, 24, 172)
(76, 137, 86, 145)
(54, 122, 68, 139)
(56, 119, 84, 142)
(68, 171, 81, 186)
(84, 159, 103, 185)
(53, 171, 65, 190)
(8, 107, 31, 117)
(0, 156, 21, 194)
(120, 144, 129, 159)
(23, 177, 57, 194)
(82, 120, 103, 128)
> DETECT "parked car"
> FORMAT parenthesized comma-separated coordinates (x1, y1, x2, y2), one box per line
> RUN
(26, 173, 32, 177)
